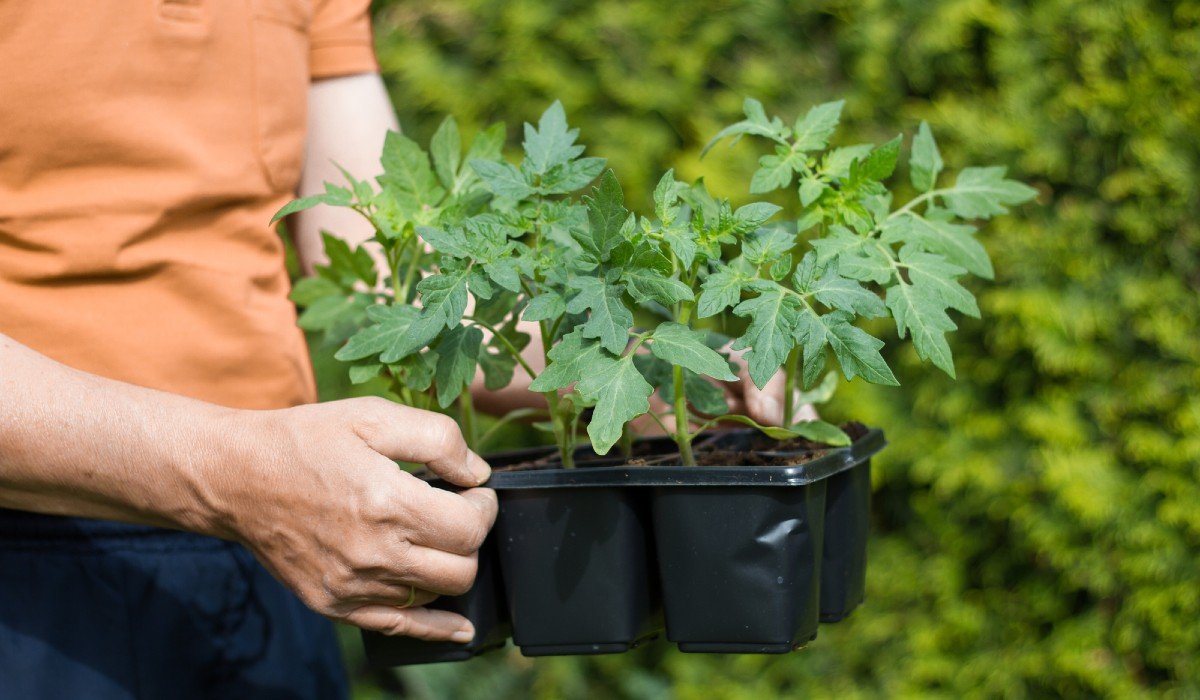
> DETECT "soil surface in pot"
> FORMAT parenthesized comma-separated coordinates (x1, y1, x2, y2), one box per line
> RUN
(492, 422, 868, 471)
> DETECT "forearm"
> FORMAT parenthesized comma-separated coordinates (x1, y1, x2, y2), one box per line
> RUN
(0, 332, 234, 534)
(292, 73, 399, 274)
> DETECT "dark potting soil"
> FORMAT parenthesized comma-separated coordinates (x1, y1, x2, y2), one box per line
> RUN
(492, 423, 867, 472)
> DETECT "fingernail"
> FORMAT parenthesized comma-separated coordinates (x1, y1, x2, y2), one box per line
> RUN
(451, 625, 475, 644)
(467, 451, 491, 483)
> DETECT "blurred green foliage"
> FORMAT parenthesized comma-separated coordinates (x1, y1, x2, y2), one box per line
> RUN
(324, 0, 1200, 696)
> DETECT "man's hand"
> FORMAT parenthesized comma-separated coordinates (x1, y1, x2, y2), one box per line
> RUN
(210, 398, 498, 642)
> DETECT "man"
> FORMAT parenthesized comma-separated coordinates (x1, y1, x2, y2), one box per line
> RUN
(0, 1, 791, 697)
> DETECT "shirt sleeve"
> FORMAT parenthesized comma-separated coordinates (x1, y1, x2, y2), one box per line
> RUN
(309, 0, 378, 79)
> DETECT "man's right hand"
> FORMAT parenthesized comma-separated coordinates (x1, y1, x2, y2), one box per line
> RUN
(206, 397, 497, 643)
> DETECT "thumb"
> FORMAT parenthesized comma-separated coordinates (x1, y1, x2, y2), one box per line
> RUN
(347, 398, 491, 486)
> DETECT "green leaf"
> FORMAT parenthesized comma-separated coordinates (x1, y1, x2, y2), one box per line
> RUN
(750, 152, 800, 194)
(701, 97, 791, 156)
(899, 246, 979, 318)
(418, 225, 471, 258)
(793, 308, 830, 389)
(824, 313, 900, 385)
(857, 135, 902, 182)
(909, 121, 943, 192)
(433, 325, 483, 408)
(822, 144, 873, 179)
(796, 371, 839, 405)
(522, 101, 586, 175)
(348, 363, 382, 385)
(529, 330, 609, 392)
(650, 322, 737, 381)
(289, 276, 342, 306)
(707, 413, 808, 441)
(733, 202, 783, 232)
(622, 248, 694, 306)
(799, 177, 826, 207)
(524, 292, 566, 322)
(335, 305, 438, 363)
(792, 100, 844, 151)
(882, 213, 993, 279)
(793, 253, 886, 318)
(942, 166, 1038, 219)
(743, 228, 794, 265)
(379, 131, 444, 209)
(886, 282, 958, 378)
(576, 355, 654, 455)
(417, 268, 471, 329)
(566, 277, 634, 354)
(469, 159, 534, 200)
(697, 267, 744, 318)
(540, 157, 606, 194)
(430, 116, 461, 192)
(578, 170, 630, 260)
(318, 232, 376, 288)
(271, 189, 350, 223)
(789, 420, 851, 446)
(811, 225, 871, 266)
(653, 170, 683, 225)
(732, 286, 800, 388)
(298, 294, 361, 332)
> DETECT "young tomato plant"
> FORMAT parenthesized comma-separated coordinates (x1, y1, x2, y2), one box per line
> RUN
(700, 98, 1038, 425)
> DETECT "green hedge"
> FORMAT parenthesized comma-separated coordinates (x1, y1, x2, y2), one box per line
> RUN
(330, 1, 1200, 696)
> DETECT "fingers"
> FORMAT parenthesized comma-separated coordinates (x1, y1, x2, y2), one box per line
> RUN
(341, 605, 476, 643)
(395, 547, 481, 596)
(347, 398, 491, 486)
(335, 580, 439, 609)
(403, 483, 497, 555)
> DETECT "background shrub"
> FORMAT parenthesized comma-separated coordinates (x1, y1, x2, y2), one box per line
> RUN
(321, 1, 1200, 696)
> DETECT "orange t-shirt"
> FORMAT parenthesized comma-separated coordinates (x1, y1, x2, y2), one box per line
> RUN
(0, 0, 377, 409)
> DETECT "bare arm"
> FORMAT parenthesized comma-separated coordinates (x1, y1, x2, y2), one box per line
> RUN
(0, 332, 496, 641)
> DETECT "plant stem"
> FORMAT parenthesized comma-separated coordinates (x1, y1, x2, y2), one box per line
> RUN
(672, 364, 696, 466)
(459, 390, 478, 452)
(782, 345, 800, 427)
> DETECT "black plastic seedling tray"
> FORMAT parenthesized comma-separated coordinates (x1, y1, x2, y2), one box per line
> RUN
(364, 428, 884, 665)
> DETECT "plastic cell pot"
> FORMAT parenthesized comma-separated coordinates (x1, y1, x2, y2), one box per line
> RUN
(491, 486, 661, 656)
(817, 459, 871, 622)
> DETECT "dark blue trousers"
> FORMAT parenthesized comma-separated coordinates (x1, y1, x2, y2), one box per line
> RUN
(0, 509, 348, 699)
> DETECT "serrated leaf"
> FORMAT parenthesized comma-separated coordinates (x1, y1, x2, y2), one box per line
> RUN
(576, 355, 653, 455)
(709, 413, 807, 441)
(743, 228, 795, 265)
(524, 292, 566, 322)
(750, 153, 799, 194)
(899, 246, 979, 317)
(793, 253, 886, 318)
(732, 287, 800, 388)
(883, 212, 993, 279)
(793, 309, 830, 389)
(909, 121, 943, 192)
(271, 189, 351, 223)
(418, 225, 471, 258)
(417, 268, 471, 329)
(565, 277, 634, 354)
(942, 166, 1038, 219)
(430, 116, 461, 191)
(793, 100, 844, 151)
(701, 97, 791, 156)
(661, 225, 699, 269)
(541, 156, 606, 194)
(799, 177, 826, 207)
(697, 267, 744, 318)
(469, 159, 534, 200)
(335, 304, 438, 363)
(649, 322, 737, 381)
(624, 265, 694, 306)
(653, 170, 683, 224)
(822, 144, 873, 179)
(577, 170, 629, 260)
(886, 282, 958, 377)
(824, 314, 899, 385)
(298, 294, 360, 332)
(379, 131, 445, 209)
(529, 330, 609, 392)
(733, 202, 783, 232)
(523, 101, 586, 175)
(857, 135, 902, 182)
(811, 225, 870, 265)
(393, 352, 437, 392)
(433, 325, 482, 408)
